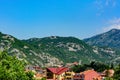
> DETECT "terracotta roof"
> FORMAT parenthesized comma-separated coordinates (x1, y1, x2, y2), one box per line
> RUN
(80, 70, 102, 80)
(47, 67, 69, 75)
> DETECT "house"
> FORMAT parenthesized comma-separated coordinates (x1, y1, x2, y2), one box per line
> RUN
(73, 69, 102, 80)
(25, 65, 46, 79)
(25, 65, 34, 71)
(101, 69, 114, 77)
(34, 73, 43, 79)
(73, 73, 84, 80)
(65, 71, 75, 80)
(46, 67, 69, 80)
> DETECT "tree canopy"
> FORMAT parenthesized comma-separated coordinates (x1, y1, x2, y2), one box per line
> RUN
(71, 61, 110, 73)
(113, 64, 120, 80)
(0, 51, 34, 80)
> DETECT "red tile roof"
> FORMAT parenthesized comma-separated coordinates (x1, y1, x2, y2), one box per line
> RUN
(47, 67, 69, 75)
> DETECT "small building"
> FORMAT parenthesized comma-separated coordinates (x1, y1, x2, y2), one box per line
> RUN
(25, 65, 34, 71)
(25, 65, 46, 79)
(65, 71, 75, 80)
(73, 73, 84, 80)
(46, 67, 69, 80)
(34, 73, 43, 80)
(73, 70, 102, 80)
(102, 69, 114, 77)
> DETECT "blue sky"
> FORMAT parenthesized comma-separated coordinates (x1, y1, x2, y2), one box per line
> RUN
(0, 0, 120, 39)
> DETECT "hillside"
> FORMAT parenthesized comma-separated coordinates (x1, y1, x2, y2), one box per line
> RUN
(0, 32, 120, 66)
(0, 32, 62, 67)
(23, 36, 120, 65)
(84, 29, 120, 48)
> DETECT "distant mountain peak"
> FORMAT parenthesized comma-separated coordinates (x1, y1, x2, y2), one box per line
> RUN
(109, 28, 120, 32)
(84, 29, 120, 48)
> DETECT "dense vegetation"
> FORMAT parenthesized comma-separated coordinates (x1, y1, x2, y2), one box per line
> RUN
(113, 64, 120, 80)
(71, 61, 110, 72)
(0, 51, 34, 80)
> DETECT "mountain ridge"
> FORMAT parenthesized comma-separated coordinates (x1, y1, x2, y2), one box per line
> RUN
(0, 31, 120, 66)
(84, 29, 120, 48)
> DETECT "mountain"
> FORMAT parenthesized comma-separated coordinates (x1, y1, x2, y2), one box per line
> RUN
(0, 32, 61, 67)
(24, 36, 120, 65)
(0, 32, 120, 66)
(84, 29, 120, 48)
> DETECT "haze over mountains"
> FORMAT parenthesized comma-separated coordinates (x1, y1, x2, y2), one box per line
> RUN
(0, 29, 120, 66)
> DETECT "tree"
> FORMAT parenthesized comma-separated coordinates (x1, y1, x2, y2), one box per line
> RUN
(89, 61, 110, 72)
(71, 65, 87, 73)
(105, 77, 114, 80)
(71, 61, 109, 73)
(113, 64, 120, 80)
(0, 51, 34, 80)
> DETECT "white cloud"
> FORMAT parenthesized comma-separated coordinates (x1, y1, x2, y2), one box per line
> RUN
(109, 18, 120, 24)
(103, 18, 120, 32)
(95, 0, 116, 8)
(94, 0, 117, 16)
(103, 24, 120, 32)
